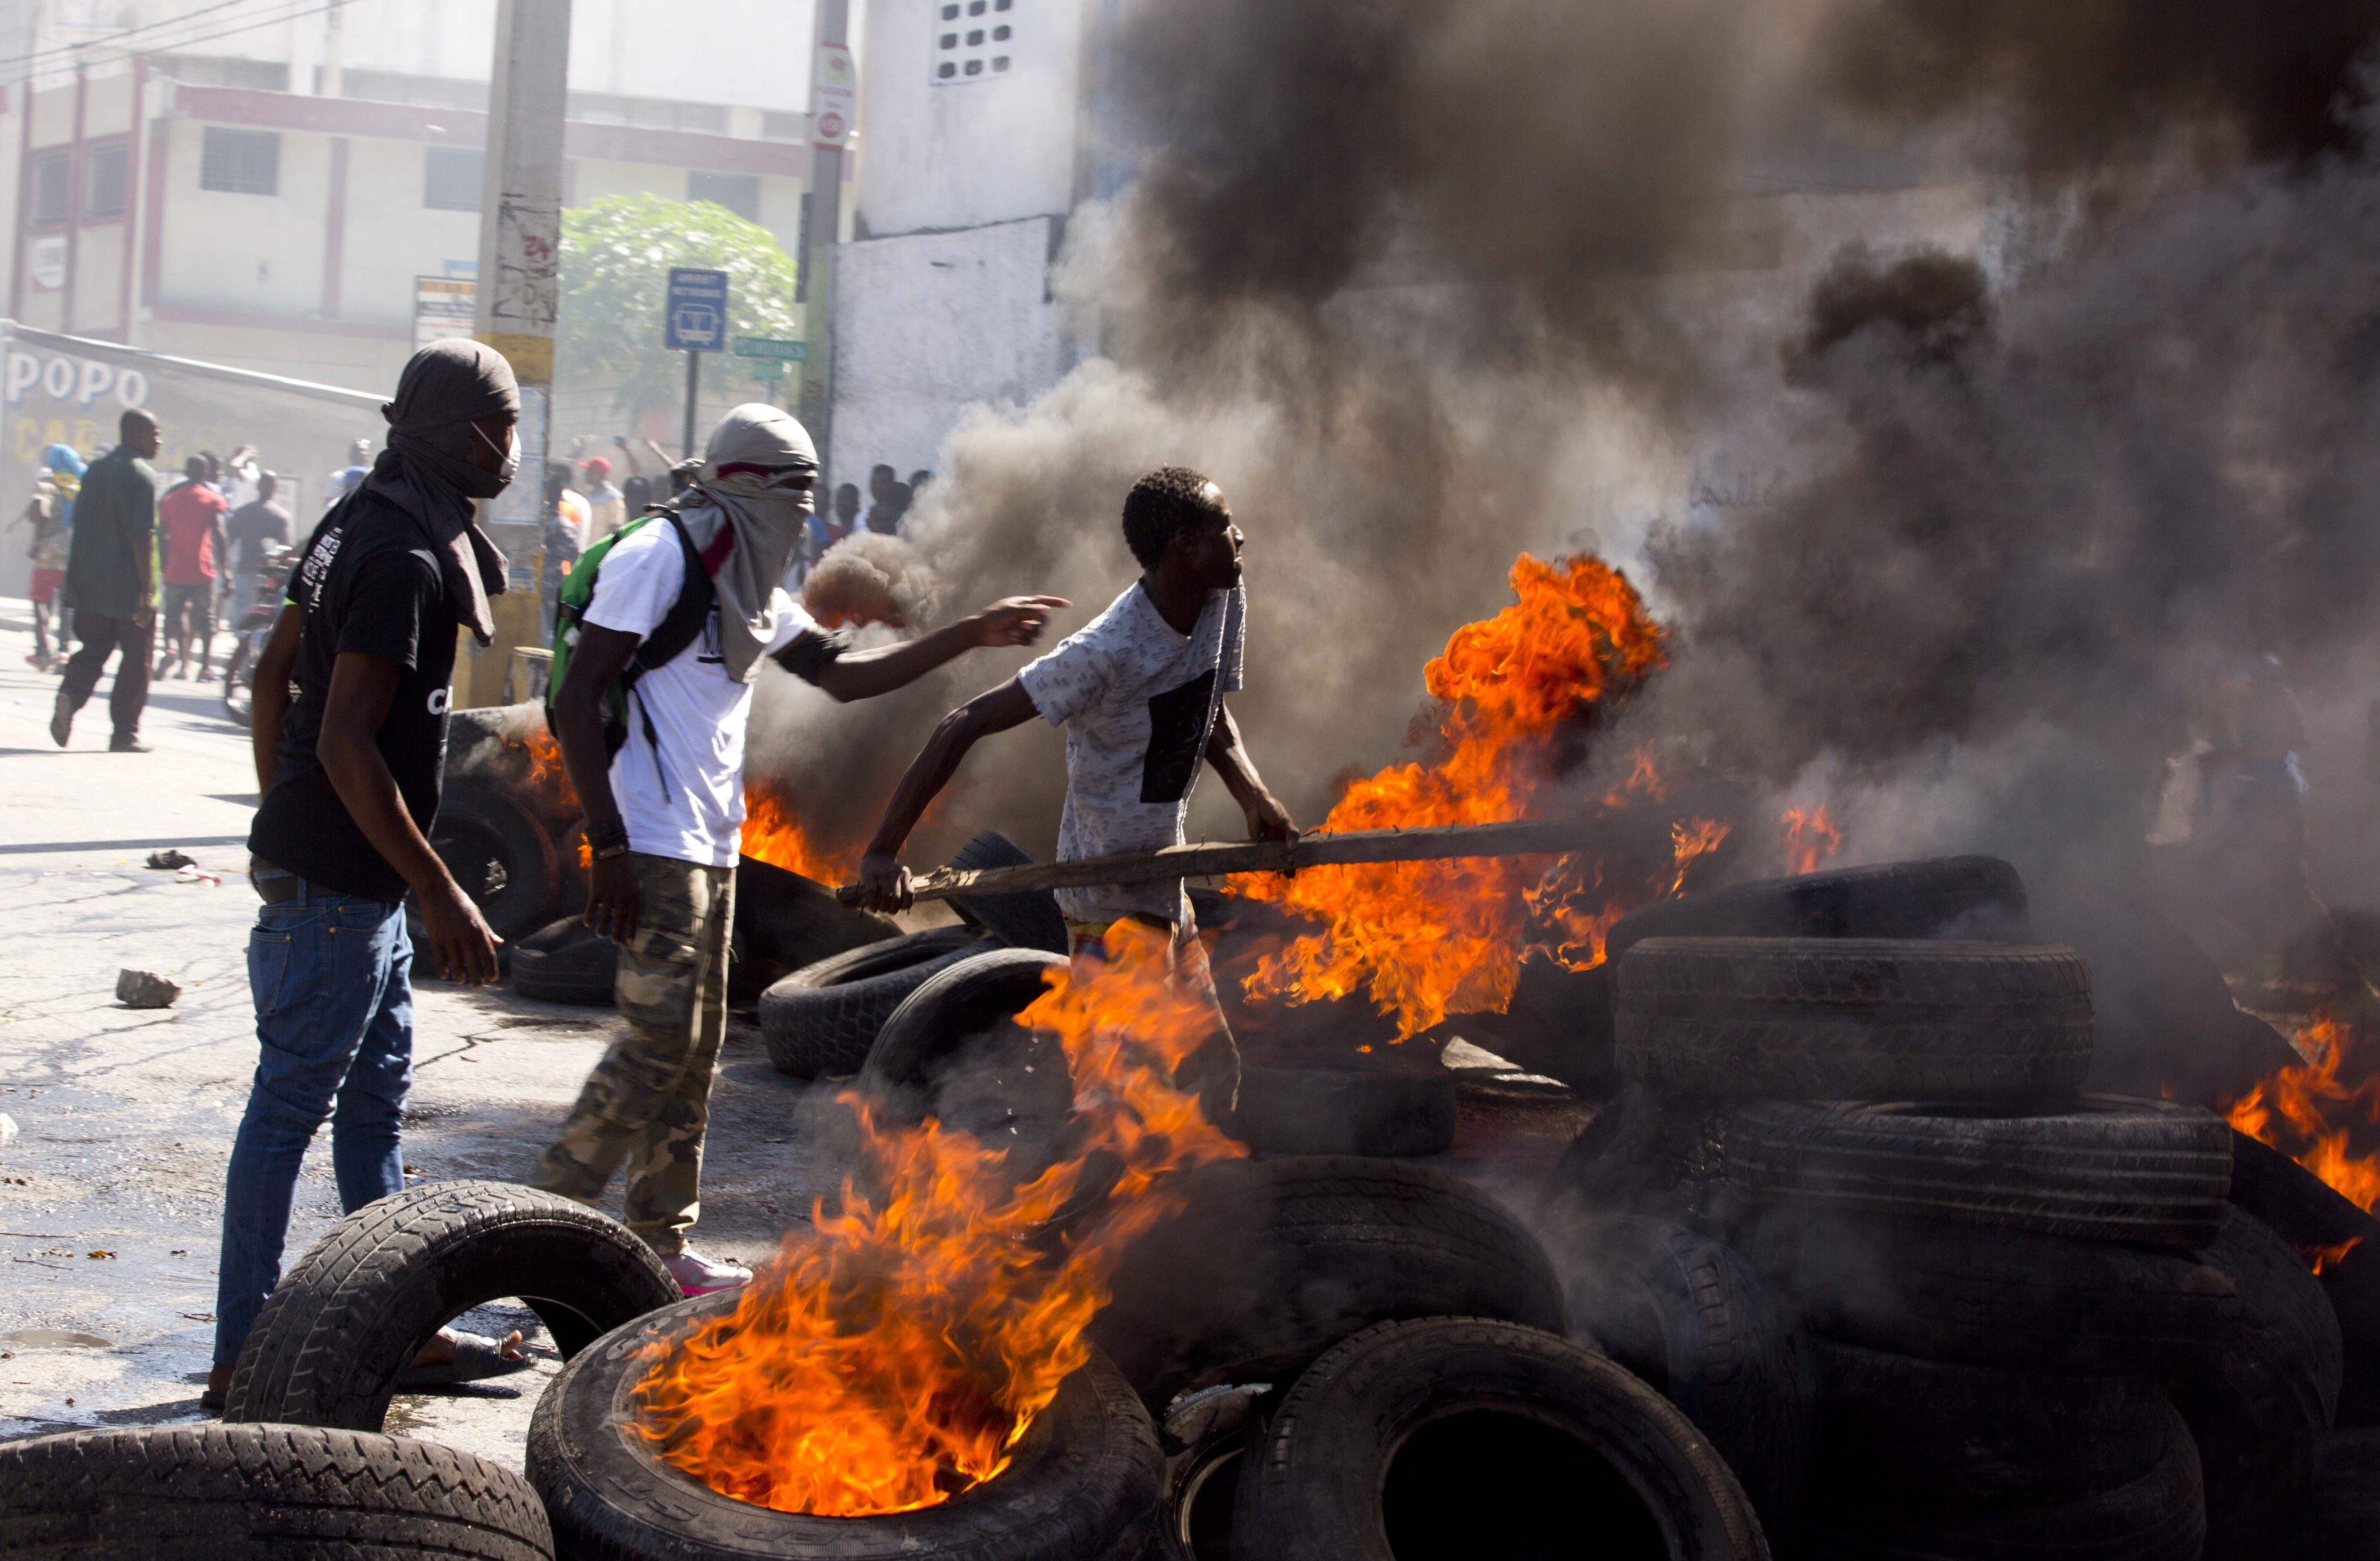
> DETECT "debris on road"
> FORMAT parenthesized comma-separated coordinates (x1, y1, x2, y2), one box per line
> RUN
(113, 970, 180, 1008)
(143, 849, 196, 870)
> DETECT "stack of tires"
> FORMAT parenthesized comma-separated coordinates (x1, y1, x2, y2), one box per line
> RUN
(526, 1155, 1772, 1561)
(0, 1182, 682, 1561)
(1543, 859, 2345, 1561)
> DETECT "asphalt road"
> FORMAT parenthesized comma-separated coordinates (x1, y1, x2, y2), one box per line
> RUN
(0, 600, 1584, 1472)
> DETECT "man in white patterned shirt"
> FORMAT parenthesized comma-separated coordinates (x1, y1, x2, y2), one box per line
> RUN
(855, 467, 1295, 1115)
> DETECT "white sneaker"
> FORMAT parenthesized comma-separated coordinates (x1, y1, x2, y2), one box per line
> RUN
(665, 1248, 753, 1296)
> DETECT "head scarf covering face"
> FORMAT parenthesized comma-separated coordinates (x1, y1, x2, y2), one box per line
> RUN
(354, 338, 521, 644)
(663, 403, 819, 683)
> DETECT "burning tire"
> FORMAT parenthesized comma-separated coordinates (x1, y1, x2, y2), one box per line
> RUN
(1460, 955, 1619, 1093)
(1227, 1317, 1768, 1561)
(0, 1422, 554, 1561)
(1089, 1155, 1566, 1414)
(1811, 1340, 2177, 1504)
(1744, 1208, 2242, 1378)
(1546, 1213, 1817, 1541)
(857, 946, 1074, 1129)
(1541, 1086, 1734, 1226)
(1230, 1050, 1459, 1158)
(2177, 1209, 2343, 1561)
(1603, 854, 2033, 966)
(943, 829, 1071, 954)
(1615, 938, 2095, 1101)
(429, 783, 562, 943)
(224, 1181, 679, 1432)
(1797, 1399, 2204, 1561)
(511, 917, 621, 1007)
(729, 855, 901, 1004)
(1150, 1386, 1269, 1561)
(757, 927, 986, 1078)
(1720, 1096, 2234, 1251)
(525, 1292, 1162, 1561)
(2226, 1129, 2380, 1430)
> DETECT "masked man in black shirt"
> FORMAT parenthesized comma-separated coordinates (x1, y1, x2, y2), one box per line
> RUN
(206, 340, 522, 1412)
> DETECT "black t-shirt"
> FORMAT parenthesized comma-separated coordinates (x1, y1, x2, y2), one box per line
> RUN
(248, 493, 459, 901)
(225, 499, 292, 573)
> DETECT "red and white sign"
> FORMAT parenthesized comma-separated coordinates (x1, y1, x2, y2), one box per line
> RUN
(812, 42, 857, 149)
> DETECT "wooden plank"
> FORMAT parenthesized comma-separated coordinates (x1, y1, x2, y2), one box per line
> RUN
(835, 818, 1607, 905)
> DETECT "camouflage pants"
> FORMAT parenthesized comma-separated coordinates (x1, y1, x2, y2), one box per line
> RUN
(528, 853, 734, 1257)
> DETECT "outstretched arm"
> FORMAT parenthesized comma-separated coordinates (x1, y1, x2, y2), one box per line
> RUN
(1205, 701, 1297, 840)
(791, 596, 1067, 704)
(852, 677, 1043, 910)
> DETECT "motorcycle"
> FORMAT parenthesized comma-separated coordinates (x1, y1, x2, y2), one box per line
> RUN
(221, 546, 296, 728)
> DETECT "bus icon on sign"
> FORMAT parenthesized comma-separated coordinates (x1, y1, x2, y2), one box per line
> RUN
(665, 268, 730, 352)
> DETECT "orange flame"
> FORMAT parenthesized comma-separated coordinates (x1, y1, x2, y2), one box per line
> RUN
(1780, 805, 1843, 874)
(631, 922, 1242, 1515)
(2225, 1007, 2380, 1219)
(740, 787, 856, 884)
(1234, 554, 1718, 1036)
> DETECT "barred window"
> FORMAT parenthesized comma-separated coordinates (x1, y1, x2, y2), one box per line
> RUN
(200, 127, 278, 195)
(31, 153, 67, 224)
(86, 143, 128, 218)
(688, 170, 761, 223)
(423, 146, 483, 211)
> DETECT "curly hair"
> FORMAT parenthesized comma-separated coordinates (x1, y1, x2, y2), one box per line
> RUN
(1121, 466, 1223, 569)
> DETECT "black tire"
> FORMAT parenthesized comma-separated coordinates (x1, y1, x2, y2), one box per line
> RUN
(1743, 1207, 2242, 1377)
(733, 854, 901, 980)
(857, 946, 1074, 1125)
(945, 828, 1071, 954)
(223, 1180, 679, 1432)
(0, 1422, 554, 1561)
(431, 783, 563, 942)
(2292, 1427, 2380, 1555)
(1546, 1213, 1816, 1540)
(757, 926, 987, 1078)
(511, 917, 621, 1007)
(1811, 1340, 2176, 1503)
(1604, 854, 2032, 968)
(1230, 1051, 1458, 1158)
(1089, 1155, 1566, 1414)
(2229, 1127, 2380, 1254)
(1150, 1387, 1269, 1561)
(526, 1291, 1161, 1561)
(1799, 1400, 2205, 1561)
(1615, 937, 2095, 1101)
(1228, 1317, 1768, 1561)
(1459, 954, 1617, 1092)
(1722, 1095, 2233, 1250)
(2179, 1208, 2345, 1561)
(2323, 1238, 2380, 1429)
(1540, 1086, 1736, 1228)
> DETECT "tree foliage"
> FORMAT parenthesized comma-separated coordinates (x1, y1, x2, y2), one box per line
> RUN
(556, 193, 800, 419)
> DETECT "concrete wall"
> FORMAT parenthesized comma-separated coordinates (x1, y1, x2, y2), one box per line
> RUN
(828, 214, 1069, 480)
(154, 119, 332, 318)
(856, 0, 1088, 238)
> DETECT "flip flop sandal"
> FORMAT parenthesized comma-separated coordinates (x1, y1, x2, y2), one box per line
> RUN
(392, 1330, 534, 1390)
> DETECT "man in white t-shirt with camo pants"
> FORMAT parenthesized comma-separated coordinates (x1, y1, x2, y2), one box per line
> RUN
(855, 467, 1296, 1118)
(534, 403, 1064, 1294)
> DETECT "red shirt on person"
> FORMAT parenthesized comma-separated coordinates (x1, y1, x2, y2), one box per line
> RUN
(159, 481, 229, 586)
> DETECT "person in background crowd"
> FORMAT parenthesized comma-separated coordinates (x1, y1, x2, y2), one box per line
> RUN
(529, 403, 1065, 1292)
(325, 438, 373, 511)
(812, 481, 861, 560)
(208, 339, 525, 1415)
(20, 443, 84, 670)
(53, 409, 163, 752)
(222, 446, 263, 510)
(855, 468, 1296, 1127)
(908, 469, 933, 502)
(158, 455, 231, 683)
(862, 464, 910, 535)
(541, 463, 586, 635)
(225, 472, 294, 615)
(581, 456, 626, 542)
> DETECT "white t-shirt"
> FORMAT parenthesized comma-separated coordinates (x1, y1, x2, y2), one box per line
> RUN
(1017, 581, 1245, 925)
(583, 520, 815, 868)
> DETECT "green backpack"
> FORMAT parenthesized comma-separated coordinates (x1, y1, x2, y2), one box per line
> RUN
(546, 508, 725, 761)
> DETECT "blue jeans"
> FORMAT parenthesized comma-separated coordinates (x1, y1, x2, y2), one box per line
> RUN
(213, 892, 414, 1367)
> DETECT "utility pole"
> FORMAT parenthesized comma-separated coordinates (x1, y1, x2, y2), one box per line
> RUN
(320, 0, 345, 97)
(798, 0, 851, 459)
(466, 0, 571, 708)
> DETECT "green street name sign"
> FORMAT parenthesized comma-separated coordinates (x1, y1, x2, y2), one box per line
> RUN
(731, 336, 807, 361)
(749, 358, 788, 381)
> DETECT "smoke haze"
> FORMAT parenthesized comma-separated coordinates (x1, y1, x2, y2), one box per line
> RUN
(749, 0, 2380, 903)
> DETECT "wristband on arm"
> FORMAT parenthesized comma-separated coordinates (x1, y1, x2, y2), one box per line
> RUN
(585, 816, 631, 860)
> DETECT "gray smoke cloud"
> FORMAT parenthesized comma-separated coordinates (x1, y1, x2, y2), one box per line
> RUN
(746, 0, 2380, 902)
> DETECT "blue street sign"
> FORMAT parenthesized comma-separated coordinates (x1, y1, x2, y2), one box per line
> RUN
(665, 268, 728, 352)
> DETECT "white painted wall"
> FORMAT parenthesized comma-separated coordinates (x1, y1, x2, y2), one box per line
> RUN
(828, 214, 1069, 479)
(855, 0, 1088, 237)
